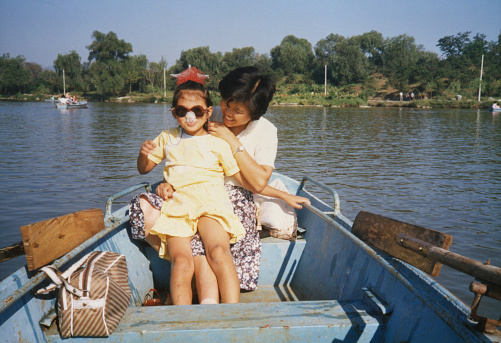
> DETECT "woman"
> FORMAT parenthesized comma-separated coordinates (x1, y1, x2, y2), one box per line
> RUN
(130, 66, 308, 303)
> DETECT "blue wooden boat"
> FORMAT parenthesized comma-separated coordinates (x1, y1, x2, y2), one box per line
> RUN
(0, 173, 499, 342)
(489, 107, 501, 112)
(56, 101, 88, 109)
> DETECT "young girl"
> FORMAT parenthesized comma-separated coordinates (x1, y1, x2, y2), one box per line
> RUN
(136, 69, 249, 305)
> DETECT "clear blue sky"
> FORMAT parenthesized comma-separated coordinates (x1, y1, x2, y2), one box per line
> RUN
(1, 0, 500, 69)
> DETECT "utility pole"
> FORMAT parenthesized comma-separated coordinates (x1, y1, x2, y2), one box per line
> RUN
(478, 54, 484, 102)
(324, 65, 327, 96)
(164, 68, 166, 98)
(63, 69, 65, 95)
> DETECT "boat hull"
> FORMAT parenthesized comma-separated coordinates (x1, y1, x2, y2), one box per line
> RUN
(56, 101, 88, 109)
(0, 173, 498, 342)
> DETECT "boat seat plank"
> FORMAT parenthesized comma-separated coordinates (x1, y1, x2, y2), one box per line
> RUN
(46, 300, 385, 342)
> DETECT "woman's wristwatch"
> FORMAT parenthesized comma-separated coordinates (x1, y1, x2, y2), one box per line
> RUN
(233, 145, 245, 156)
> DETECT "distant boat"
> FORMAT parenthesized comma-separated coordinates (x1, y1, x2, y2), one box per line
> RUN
(489, 107, 501, 112)
(44, 97, 59, 103)
(56, 101, 88, 109)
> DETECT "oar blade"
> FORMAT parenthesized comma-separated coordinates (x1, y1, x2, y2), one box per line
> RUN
(352, 211, 452, 277)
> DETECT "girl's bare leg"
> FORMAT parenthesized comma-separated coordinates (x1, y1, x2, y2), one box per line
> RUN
(166, 236, 194, 305)
(139, 195, 161, 251)
(194, 255, 219, 304)
(197, 216, 239, 303)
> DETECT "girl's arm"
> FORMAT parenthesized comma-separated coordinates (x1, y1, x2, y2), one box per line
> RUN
(137, 140, 158, 174)
(209, 122, 272, 192)
(232, 172, 310, 209)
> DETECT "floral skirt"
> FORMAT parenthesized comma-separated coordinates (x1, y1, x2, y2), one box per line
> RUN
(129, 184, 260, 291)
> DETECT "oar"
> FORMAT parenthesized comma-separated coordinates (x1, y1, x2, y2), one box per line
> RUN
(0, 241, 24, 263)
(397, 233, 501, 287)
(352, 211, 501, 286)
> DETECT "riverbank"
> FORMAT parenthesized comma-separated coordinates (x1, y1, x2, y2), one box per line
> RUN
(1, 93, 499, 109)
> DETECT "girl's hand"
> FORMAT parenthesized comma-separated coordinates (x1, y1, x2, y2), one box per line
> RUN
(140, 140, 157, 157)
(208, 121, 235, 142)
(283, 194, 311, 209)
(156, 182, 174, 200)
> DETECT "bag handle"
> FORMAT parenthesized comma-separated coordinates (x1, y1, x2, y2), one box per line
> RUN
(37, 266, 86, 297)
(36, 252, 96, 295)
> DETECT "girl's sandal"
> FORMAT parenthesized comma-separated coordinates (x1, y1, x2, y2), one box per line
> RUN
(164, 293, 173, 305)
(142, 289, 162, 306)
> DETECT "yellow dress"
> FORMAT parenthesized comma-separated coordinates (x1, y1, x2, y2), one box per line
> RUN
(147, 128, 245, 260)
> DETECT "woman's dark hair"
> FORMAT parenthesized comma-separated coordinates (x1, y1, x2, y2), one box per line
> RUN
(218, 66, 276, 120)
(172, 80, 213, 108)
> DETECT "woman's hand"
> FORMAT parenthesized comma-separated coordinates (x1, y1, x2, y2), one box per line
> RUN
(282, 194, 311, 209)
(208, 121, 237, 144)
(156, 182, 174, 200)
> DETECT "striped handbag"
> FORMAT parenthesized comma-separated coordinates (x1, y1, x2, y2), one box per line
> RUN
(38, 251, 131, 337)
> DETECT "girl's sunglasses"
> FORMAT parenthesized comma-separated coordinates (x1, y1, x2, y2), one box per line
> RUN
(171, 106, 208, 118)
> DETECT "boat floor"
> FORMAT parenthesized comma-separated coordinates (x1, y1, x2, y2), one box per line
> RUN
(240, 285, 301, 303)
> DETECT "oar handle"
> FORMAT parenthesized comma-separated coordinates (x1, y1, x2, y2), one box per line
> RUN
(396, 233, 501, 287)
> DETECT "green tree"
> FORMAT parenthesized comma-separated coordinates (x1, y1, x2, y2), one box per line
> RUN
(381, 34, 421, 89)
(254, 53, 273, 74)
(87, 31, 132, 63)
(424, 81, 437, 99)
(221, 47, 258, 75)
(145, 57, 168, 92)
(33, 69, 59, 94)
(176, 46, 222, 74)
(352, 30, 384, 68)
(412, 50, 440, 87)
(24, 62, 42, 84)
(0, 54, 31, 94)
(87, 31, 133, 97)
(54, 50, 83, 92)
(89, 61, 124, 96)
(314, 33, 368, 85)
(271, 35, 315, 76)
(123, 55, 148, 94)
(437, 32, 471, 58)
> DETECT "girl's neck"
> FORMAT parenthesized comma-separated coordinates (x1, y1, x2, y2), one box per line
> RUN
(183, 127, 208, 137)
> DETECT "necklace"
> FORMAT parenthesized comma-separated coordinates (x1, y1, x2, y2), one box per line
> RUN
(166, 111, 183, 146)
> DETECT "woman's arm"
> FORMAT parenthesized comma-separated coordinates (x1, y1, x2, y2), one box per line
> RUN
(209, 122, 272, 192)
(137, 140, 158, 174)
(258, 185, 311, 209)
(232, 172, 310, 209)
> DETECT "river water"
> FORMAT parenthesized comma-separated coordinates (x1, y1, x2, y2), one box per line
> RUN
(0, 102, 499, 316)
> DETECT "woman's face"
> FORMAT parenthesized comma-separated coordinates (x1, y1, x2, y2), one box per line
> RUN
(220, 99, 252, 132)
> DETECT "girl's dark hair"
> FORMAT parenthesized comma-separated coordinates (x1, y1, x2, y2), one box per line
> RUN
(218, 66, 276, 120)
(172, 80, 213, 108)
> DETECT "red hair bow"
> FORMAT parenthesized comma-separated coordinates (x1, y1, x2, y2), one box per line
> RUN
(175, 67, 208, 85)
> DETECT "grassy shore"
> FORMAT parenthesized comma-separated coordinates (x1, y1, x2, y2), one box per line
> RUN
(1, 92, 498, 110)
